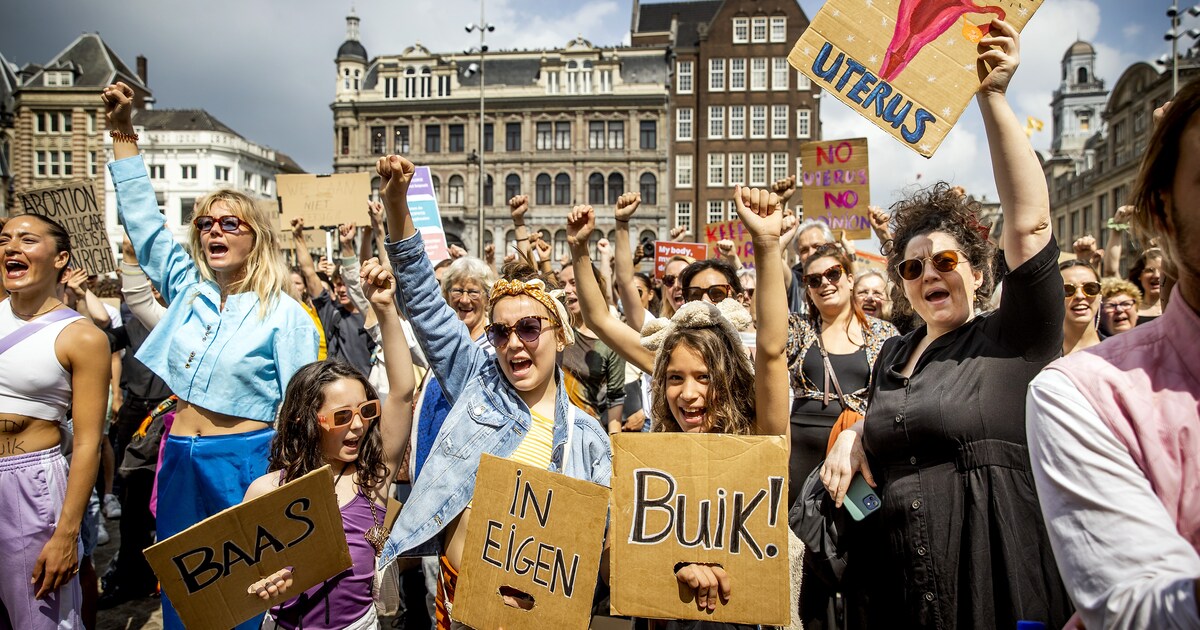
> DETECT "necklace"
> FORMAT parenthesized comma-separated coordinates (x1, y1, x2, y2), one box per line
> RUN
(336, 462, 388, 557)
(11, 301, 64, 320)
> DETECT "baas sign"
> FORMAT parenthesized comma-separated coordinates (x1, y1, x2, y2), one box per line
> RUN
(789, 0, 1044, 157)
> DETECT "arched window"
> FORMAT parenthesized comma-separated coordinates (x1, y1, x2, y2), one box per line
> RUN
(1077, 66, 1088, 84)
(371, 176, 381, 202)
(505, 229, 517, 254)
(483, 174, 494, 206)
(448, 175, 464, 205)
(538, 229, 552, 249)
(535, 173, 552, 205)
(589, 230, 602, 258)
(588, 173, 605, 204)
(554, 229, 569, 262)
(639, 229, 658, 246)
(554, 173, 571, 205)
(639, 172, 657, 205)
(505, 174, 521, 201)
(431, 175, 441, 201)
(607, 172, 625, 205)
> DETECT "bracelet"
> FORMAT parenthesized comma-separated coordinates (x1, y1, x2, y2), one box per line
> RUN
(516, 237, 530, 241)
(109, 129, 139, 143)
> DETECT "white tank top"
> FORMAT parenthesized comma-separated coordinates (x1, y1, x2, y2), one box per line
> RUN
(0, 299, 83, 422)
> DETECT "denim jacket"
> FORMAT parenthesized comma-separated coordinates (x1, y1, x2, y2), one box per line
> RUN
(379, 233, 612, 569)
(109, 155, 319, 423)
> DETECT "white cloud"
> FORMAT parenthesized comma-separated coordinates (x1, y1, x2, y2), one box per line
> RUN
(1122, 23, 1144, 40)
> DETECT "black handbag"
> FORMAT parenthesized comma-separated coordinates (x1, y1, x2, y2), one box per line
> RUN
(788, 460, 852, 587)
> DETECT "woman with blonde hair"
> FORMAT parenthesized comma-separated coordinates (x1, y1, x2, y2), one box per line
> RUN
(1098, 278, 1141, 337)
(103, 82, 319, 630)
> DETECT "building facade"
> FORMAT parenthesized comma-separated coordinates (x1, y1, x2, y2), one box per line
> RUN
(632, 0, 820, 237)
(330, 13, 671, 259)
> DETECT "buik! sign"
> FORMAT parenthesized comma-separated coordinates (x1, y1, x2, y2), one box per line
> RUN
(15, 180, 116, 275)
(610, 434, 790, 625)
(801, 138, 871, 240)
(453, 454, 609, 630)
(789, 0, 1044, 157)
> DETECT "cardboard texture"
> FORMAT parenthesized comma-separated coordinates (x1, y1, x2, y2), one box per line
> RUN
(143, 466, 352, 630)
(702, 220, 757, 270)
(610, 434, 790, 625)
(800, 138, 871, 240)
(275, 172, 370, 228)
(15, 180, 116, 275)
(452, 454, 609, 630)
(407, 166, 451, 262)
(653, 241, 710, 278)
(267, 200, 327, 252)
(788, 0, 1044, 157)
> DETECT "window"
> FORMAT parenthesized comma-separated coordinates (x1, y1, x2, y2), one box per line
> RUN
(555, 173, 571, 205)
(554, 229, 570, 261)
(709, 58, 725, 91)
(181, 199, 196, 225)
(749, 153, 766, 186)
(448, 175, 464, 205)
(35, 111, 72, 134)
(751, 17, 768, 42)
(708, 106, 725, 139)
(677, 61, 694, 93)
(1079, 113, 1090, 133)
(506, 123, 522, 151)
(60, 151, 72, 176)
(771, 152, 789, 182)
(772, 58, 789, 90)
(770, 16, 787, 42)
(505, 174, 521, 200)
(589, 121, 606, 149)
(608, 173, 624, 205)
(45, 70, 73, 87)
(707, 200, 725, 224)
(796, 72, 811, 91)
(750, 58, 768, 90)
(371, 126, 387, 154)
(796, 109, 811, 138)
(640, 172, 657, 205)
(732, 17, 749, 43)
(608, 121, 624, 149)
(547, 71, 559, 94)
(384, 76, 399, 98)
(86, 111, 95, 134)
(244, 172, 252, 188)
(600, 69, 613, 93)
(483, 123, 494, 152)
(148, 164, 166, 179)
(588, 173, 605, 204)
(728, 154, 745, 185)
(484, 174, 494, 205)
(639, 120, 657, 149)
(90, 151, 99, 177)
(677, 108, 693, 141)
(1097, 194, 1109, 226)
(750, 106, 767, 139)
(676, 155, 693, 188)
(536, 173, 552, 204)
(1070, 210, 1079, 239)
(448, 124, 464, 152)
(536, 122, 553, 150)
(341, 127, 350, 155)
(394, 126, 410, 153)
(771, 105, 788, 138)
(437, 75, 452, 97)
(34, 150, 46, 177)
(675, 202, 693, 232)
(707, 153, 725, 187)
(729, 106, 745, 138)
(730, 59, 746, 91)
(181, 164, 196, 179)
(1082, 204, 1093, 233)
(431, 176, 440, 200)
(555, 122, 571, 150)
(425, 125, 441, 152)
(215, 165, 230, 181)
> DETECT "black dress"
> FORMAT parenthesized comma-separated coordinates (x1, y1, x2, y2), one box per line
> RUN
(849, 239, 1074, 629)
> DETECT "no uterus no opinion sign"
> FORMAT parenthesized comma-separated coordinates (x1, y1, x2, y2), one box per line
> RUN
(789, 0, 1044, 157)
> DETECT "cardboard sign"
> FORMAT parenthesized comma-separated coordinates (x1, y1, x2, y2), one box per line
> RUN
(267, 200, 326, 252)
(143, 466, 352, 630)
(702, 220, 756, 270)
(610, 434, 790, 625)
(800, 138, 871, 240)
(653, 241, 709, 278)
(276, 172, 370, 228)
(15, 180, 116, 275)
(788, 0, 1044, 157)
(406, 166, 451, 262)
(452, 455, 609, 630)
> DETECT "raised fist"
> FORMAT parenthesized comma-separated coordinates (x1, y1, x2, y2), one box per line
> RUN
(732, 185, 782, 239)
(716, 240, 736, 257)
(360, 257, 395, 307)
(669, 226, 688, 241)
(448, 244, 467, 260)
(615, 192, 641, 222)
(100, 82, 136, 133)
(376, 155, 416, 210)
(771, 175, 797, 204)
(338, 223, 357, 247)
(566, 206, 595, 248)
(367, 201, 385, 230)
(508, 195, 529, 222)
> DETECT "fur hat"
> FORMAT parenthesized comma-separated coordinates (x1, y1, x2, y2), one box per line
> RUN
(640, 298, 752, 357)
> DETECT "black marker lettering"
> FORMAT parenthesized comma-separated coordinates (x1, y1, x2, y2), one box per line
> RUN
(172, 547, 222, 594)
(284, 498, 315, 546)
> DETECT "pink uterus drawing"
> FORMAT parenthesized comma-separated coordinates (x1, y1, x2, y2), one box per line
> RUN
(878, 0, 1006, 81)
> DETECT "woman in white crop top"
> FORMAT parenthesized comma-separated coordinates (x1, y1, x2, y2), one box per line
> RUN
(0, 214, 111, 630)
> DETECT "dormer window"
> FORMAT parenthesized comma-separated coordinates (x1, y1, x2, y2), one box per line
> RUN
(45, 71, 73, 87)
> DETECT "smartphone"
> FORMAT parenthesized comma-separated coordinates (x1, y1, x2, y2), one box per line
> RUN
(844, 475, 882, 521)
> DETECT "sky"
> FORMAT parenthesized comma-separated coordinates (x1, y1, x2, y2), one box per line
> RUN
(0, 0, 1190, 209)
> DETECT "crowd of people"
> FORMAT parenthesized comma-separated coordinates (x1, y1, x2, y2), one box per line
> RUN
(0, 19, 1196, 630)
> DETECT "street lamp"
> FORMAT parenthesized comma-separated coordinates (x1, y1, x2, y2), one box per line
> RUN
(1165, 2, 1200, 95)
(466, 3, 495, 257)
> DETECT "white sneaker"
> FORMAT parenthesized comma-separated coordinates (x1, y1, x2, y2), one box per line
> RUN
(102, 494, 122, 519)
(97, 520, 110, 546)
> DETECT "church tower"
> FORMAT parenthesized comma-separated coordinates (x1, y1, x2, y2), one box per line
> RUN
(335, 10, 368, 103)
(1050, 40, 1108, 160)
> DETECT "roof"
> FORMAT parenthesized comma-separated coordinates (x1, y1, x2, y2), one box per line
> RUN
(132, 109, 240, 135)
(621, 54, 670, 85)
(22, 33, 148, 90)
(273, 150, 306, 174)
(455, 57, 544, 88)
(1063, 40, 1095, 61)
(338, 39, 368, 61)
(0, 52, 18, 108)
(635, 0, 723, 47)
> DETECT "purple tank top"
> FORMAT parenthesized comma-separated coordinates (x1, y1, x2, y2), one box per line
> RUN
(270, 491, 381, 629)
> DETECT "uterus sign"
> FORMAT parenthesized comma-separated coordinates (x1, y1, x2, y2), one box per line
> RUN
(879, 0, 1006, 81)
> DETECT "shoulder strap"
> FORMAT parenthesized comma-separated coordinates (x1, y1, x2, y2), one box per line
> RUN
(0, 308, 80, 357)
(813, 323, 849, 407)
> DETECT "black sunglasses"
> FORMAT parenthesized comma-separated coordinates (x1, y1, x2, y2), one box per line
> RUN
(318, 399, 381, 429)
(897, 250, 965, 281)
(803, 265, 844, 289)
(662, 274, 678, 288)
(485, 316, 555, 348)
(193, 215, 249, 234)
(684, 284, 733, 303)
(1064, 281, 1102, 298)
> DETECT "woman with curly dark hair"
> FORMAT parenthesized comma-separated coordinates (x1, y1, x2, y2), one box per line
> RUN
(820, 19, 1073, 628)
(1127, 248, 1165, 325)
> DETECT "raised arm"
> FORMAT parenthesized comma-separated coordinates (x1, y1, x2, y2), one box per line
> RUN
(612, 192, 645, 332)
(119, 234, 167, 328)
(508, 194, 532, 259)
(361, 257, 415, 478)
(63, 268, 104, 326)
(338, 222, 377, 329)
(290, 217, 325, 298)
(1103, 206, 1133, 278)
(734, 185, 789, 437)
(977, 19, 1052, 269)
(568, 206, 655, 373)
(596, 238, 616, 305)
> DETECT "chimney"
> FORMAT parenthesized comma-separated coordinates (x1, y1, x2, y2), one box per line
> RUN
(136, 55, 148, 85)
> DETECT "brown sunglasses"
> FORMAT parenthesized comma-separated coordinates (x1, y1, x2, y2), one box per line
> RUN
(802, 265, 845, 289)
(1064, 282, 1102, 298)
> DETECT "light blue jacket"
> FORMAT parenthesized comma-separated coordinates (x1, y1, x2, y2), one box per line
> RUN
(379, 233, 612, 569)
(109, 155, 319, 423)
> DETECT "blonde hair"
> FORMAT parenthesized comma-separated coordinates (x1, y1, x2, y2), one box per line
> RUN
(188, 189, 289, 318)
(1100, 278, 1143, 304)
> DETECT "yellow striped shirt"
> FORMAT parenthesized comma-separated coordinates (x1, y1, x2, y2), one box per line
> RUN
(507, 410, 555, 471)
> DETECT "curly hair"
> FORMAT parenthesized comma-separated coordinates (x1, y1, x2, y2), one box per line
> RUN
(1126, 248, 1163, 297)
(883, 182, 997, 312)
(271, 360, 389, 492)
(1100, 278, 1142, 304)
(649, 326, 755, 435)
